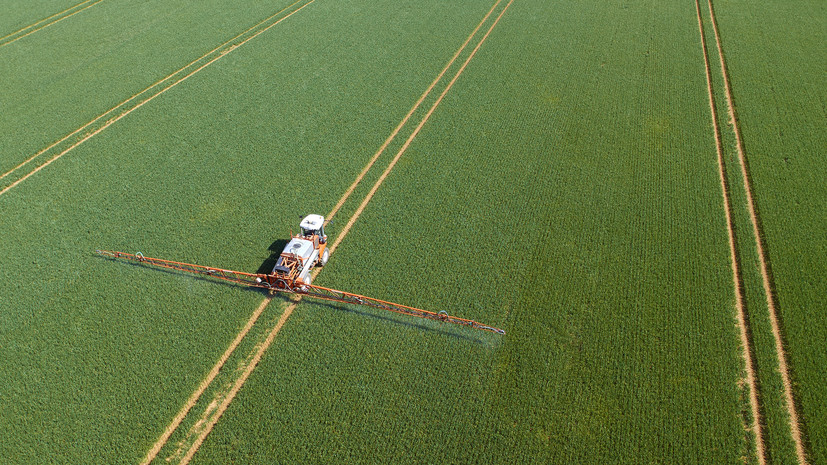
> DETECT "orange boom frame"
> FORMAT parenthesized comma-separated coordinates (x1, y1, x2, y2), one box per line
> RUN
(96, 250, 505, 335)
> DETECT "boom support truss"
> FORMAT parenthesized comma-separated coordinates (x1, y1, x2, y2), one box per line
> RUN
(96, 250, 505, 335)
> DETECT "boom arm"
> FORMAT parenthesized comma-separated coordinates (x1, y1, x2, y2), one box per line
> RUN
(96, 250, 505, 335)
(96, 250, 269, 288)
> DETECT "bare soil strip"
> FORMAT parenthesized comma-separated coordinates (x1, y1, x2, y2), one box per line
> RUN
(0, 0, 106, 49)
(326, 0, 504, 220)
(0, 0, 93, 42)
(174, 2, 517, 462)
(141, 1, 507, 460)
(332, 0, 515, 255)
(0, 0, 315, 189)
(694, 0, 766, 463)
(177, 294, 299, 464)
(705, 1, 807, 462)
(0, 0, 313, 199)
(138, 298, 272, 465)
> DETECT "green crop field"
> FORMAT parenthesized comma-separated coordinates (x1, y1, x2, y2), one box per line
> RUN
(0, 0, 85, 39)
(0, 0, 823, 464)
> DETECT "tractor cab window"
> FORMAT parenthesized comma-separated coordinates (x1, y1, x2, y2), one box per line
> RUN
(301, 227, 317, 237)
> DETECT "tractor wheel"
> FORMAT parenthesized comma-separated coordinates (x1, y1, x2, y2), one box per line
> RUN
(320, 249, 330, 267)
(300, 274, 312, 290)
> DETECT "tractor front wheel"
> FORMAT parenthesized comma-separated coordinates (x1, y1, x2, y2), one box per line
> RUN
(319, 248, 329, 267)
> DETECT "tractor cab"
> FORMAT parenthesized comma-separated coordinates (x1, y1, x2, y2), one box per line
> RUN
(299, 214, 327, 244)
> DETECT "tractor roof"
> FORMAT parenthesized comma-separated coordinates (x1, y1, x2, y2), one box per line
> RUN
(300, 214, 325, 230)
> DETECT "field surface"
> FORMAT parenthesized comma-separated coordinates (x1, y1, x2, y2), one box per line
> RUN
(0, 0, 822, 464)
(709, 0, 826, 463)
(0, 0, 88, 40)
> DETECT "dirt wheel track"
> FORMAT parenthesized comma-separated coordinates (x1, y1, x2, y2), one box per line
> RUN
(0, 0, 106, 49)
(0, 0, 312, 198)
(694, 0, 765, 462)
(705, 1, 808, 463)
(326, 0, 505, 220)
(138, 297, 272, 465)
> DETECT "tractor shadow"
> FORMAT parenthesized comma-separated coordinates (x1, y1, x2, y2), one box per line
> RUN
(256, 239, 290, 275)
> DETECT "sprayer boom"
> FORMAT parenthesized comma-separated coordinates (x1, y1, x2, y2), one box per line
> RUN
(96, 249, 504, 335)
